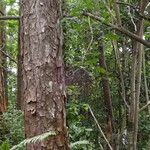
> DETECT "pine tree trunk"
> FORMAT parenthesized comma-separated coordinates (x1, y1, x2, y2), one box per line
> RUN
(0, 4, 7, 114)
(20, 0, 69, 149)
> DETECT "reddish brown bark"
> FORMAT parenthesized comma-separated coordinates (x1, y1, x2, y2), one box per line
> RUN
(0, 5, 7, 114)
(99, 43, 115, 148)
(20, 0, 69, 149)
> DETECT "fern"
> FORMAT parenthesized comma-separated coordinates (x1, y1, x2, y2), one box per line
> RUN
(0, 140, 10, 150)
(10, 131, 56, 150)
(70, 140, 90, 148)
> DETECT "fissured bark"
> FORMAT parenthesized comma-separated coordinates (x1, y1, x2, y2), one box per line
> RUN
(20, 0, 69, 149)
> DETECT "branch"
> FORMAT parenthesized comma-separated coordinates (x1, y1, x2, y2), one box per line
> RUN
(113, 45, 130, 109)
(116, 2, 138, 10)
(0, 45, 17, 63)
(113, 0, 122, 25)
(116, 2, 150, 22)
(0, 10, 4, 15)
(86, 17, 93, 52)
(101, 0, 116, 22)
(0, 64, 7, 71)
(139, 101, 150, 112)
(0, 16, 20, 20)
(89, 106, 113, 150)
(82, 12, 150, 48)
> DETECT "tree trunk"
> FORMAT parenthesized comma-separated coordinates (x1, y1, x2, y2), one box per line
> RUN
(128, 1, 148, 149)
(17, 10, 22, 110)
(133, 1, 148, 149)
(99, 42, 115, 149)
(20, 0, 69, 149)
(0, 4, 7, 114)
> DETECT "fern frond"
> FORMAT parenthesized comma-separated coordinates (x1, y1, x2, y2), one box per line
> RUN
(10, 131, 56, 150)
(0, 140, 10, 150)
(70, 140, 90, 148)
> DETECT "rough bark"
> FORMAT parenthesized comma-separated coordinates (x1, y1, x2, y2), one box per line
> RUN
(20, 0, 69, 149)
(0, 4, 7, 114)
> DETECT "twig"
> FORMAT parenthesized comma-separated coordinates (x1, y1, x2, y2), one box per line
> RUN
(127, 6, 137, 31)
(116, 2, 138, 10)
(101, 0, 116, 22)
(112, 42, 129, 109)
(0, 64, 7, 71)
(0, 16, 20, 20)
(98, 142, 104, 150)
(0, 10, 4, 15)
(116, 2, 150, 22)
(82, 11, 150, 48)
(89, 106, 113, 150)
(0, 45, 17, 63)
(139, 101, 150, 112)
(86, 17, 93, 52)
(113, 0, 122, 25)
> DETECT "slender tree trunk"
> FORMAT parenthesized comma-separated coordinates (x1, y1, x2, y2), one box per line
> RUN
(143, 49, 150, 150)
(128, 39, 137, 150)
(0, 4, 7, 114)
(133, 23, 143, 150)
(133, 1, 148, 149)
(17, 6, 22, 109)
(143, 51, 150, 117)
(128, 1, 148, 149)
(111, 3, 128, 149)
(99, 41, 115, 149)
(20, 0, 69, 149)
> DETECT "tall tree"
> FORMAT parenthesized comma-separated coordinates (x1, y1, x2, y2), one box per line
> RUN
(20, 0, 69, 149)
(130, 1, 148, 149)
(17, 8, 22, 110)
(0, 3, 7, 114)
(99, 40, 115, 149)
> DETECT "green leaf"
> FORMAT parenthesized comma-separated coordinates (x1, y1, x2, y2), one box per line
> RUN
(10, 131, 56, 150)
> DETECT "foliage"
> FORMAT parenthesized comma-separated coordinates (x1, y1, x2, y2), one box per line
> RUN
(67, 99, 94, 149)
(138, 112, 150, 149)
(2, 105, 24, 146)
(64, 0, 150, 149)
(0, 0, 150, 149)
(70, 140, 90, 149)
(0, 116, 9, 145)
(0, 140, 10, 150)
(10, 131, 56, 150)
(0, 0, 21, 148)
